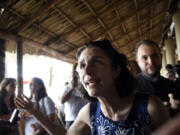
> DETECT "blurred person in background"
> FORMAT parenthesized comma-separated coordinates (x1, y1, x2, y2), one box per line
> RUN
(0, 78, 19, 135)
(59, 64, 86, 130)
(20, 77, 59, 135)
(165, 64, 176, 81)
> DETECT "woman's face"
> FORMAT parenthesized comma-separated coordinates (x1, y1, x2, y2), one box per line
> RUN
(77, 47, 119, 97)
(30, 79, 40, 94)
(5, 80, 16, 94)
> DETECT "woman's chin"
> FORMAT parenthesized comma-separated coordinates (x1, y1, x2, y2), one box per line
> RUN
(87, 89, 100, 97)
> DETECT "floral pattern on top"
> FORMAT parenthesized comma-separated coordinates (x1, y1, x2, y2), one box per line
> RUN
(90, 94, 154, 135)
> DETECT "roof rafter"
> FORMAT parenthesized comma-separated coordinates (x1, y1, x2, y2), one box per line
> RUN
(52, 6, 91, 41)
(117, 20, 163, 49)
(112, 0, 130, 44)
(134, 0, 142, 40)
(45, 0, 156, 47)
(0, 30, 76, 63)
(17, 0, 60, 32)
(80, 0, 119, 47)
(149, 7, 153, 39)
(66, 13, 163, 55)
(0, 3, 57, 37)
(1, 3, 78, 50)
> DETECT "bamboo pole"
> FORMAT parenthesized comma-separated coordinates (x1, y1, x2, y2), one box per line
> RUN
(16, 41, 23, 95)
(0, 39, 5, 82)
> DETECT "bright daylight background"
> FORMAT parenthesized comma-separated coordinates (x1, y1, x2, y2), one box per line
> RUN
(5, 52, 73, 105)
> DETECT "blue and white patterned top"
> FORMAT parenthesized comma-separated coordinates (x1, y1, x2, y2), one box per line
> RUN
(90, 94, 155, 135)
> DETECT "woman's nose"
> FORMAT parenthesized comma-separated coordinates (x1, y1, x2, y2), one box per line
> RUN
(84, 64, 92, 75)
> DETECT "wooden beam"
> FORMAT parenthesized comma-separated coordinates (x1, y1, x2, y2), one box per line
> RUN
(45, 0, 157, 46)
(81, 0, 117, 47)
(113, 10, 164, 48)
(95, 0, 160, 40)
(0, 30, 76, 63)
(0, 39, 5, 82)
(116, 20, 162, 49)
(134, 0, 142, 40)
(112, 0, 130, 42)
(44, 0, 127, 46)
(66, 12, 164, 55)
(1, 3, 57, 37)
(149, 7, 153, 39)
(16, 41, 23, 95)
(17, 0, 60, 32)
(53, 6, 91, 40)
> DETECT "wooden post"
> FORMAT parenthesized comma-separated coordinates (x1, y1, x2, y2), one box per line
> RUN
(0, 39, 5, 82)
(16, 41, 23, 95)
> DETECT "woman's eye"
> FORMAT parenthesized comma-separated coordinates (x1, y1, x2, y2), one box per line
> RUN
(79, 64, 85, 69)
(142, 56, 147, 61)
(93, 60, 101, 65)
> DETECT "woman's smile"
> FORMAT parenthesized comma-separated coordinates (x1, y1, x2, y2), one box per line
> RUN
(85, 79, 100, 88)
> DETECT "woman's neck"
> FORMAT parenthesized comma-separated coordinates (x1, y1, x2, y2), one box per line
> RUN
(32, 94, 38, 101)
(98, 94, 134, 121)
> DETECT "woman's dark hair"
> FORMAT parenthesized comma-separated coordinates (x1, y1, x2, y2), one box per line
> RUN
(30, 77, 47, 100)
(76, 39, 136, 102)
(0, 78, 16, 109)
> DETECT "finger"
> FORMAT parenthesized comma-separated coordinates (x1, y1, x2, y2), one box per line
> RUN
(21, 94, 30, 102)
(15, 97, 29, 108)
(15, 99, 27, 108)
(16, 96, 29, 104)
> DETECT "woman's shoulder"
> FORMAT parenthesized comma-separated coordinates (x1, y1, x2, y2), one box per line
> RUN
(67, 103, 91, 135)
(73, 103, 91, 126)
(39, 96, 54, 104)
(147, 95, 170, 127)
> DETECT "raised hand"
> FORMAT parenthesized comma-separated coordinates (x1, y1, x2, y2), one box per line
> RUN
(15, 95, 35, 114)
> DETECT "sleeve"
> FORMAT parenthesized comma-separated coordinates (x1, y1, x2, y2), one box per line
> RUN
(42, 96, 56, 116)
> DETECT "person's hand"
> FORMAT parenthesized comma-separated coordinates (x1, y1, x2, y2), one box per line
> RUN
(15, 95, 36, 114)
(31, 124, 45, 135)
(31, 123, 38, 135)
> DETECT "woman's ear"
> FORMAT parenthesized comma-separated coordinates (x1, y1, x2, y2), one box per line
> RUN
(113, 66, 121, 79)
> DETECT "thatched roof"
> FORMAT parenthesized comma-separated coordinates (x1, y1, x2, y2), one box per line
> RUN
(0, 0, 178, 63)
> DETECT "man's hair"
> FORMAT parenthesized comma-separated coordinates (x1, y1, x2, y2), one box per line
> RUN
(76, 39, 137, 102)
(135, 40, 160, 57)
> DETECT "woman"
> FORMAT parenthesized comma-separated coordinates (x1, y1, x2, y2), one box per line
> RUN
(16, 39, 170, 135)
(22, 77, 58, 135)
(59, 63, 86, 130)
(0, 78, 16, 120)
(0, 78, 18, 135)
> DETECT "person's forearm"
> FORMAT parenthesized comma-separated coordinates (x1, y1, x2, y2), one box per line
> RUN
(32, 109, 66, 135)
(152, 114, 180, 135)
(60, 89, 73, 104)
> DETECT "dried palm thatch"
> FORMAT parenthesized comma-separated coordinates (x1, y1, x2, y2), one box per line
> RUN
(0, 0, 178, 63)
